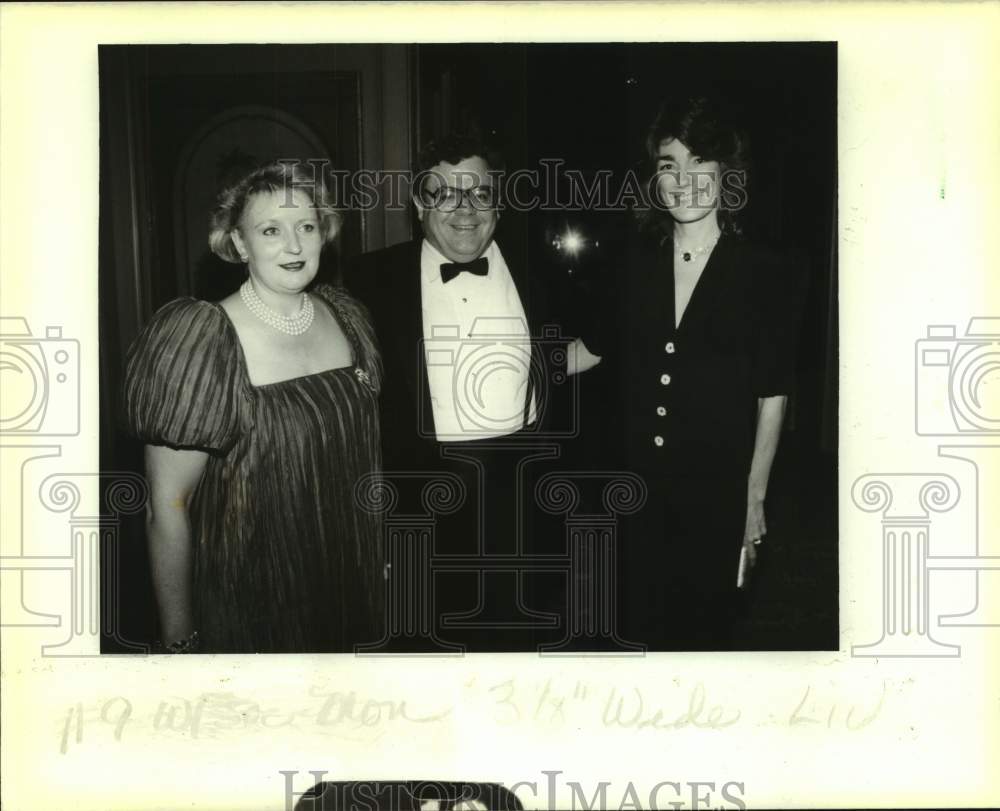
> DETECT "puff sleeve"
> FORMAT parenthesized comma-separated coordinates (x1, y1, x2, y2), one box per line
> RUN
(121, 298, 243, 452)
(752, 250, 807, 398)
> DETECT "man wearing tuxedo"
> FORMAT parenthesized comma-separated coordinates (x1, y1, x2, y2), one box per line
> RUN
(345, 133, 570, 650)
(347, 134, 556, 465)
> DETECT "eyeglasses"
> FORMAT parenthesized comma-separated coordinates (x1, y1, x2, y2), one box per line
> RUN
(419, 184, 499, 212)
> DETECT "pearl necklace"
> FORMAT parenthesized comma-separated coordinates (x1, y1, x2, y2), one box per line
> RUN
(674, 232, 720, 262)
(239, 279, 314, 335)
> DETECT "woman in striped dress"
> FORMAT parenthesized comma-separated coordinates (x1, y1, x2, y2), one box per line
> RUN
(123, 162, 385, 653)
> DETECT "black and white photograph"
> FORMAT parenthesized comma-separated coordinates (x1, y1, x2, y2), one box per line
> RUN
(99, 41, 837, 655)
(3, 4, 998, 811)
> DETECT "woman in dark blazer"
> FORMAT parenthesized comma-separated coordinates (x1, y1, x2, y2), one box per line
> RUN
(581, 96, 803, 650)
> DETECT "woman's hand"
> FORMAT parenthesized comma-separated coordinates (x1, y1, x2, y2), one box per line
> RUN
(743, 395, 786, 571)
(743, 495, 767, 568)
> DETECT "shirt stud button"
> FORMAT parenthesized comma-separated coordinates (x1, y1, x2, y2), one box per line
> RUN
(656, 406, 666, 416)
(665, 341, 675, 353)
(660, 373, 671, 385)
(653, 435, 664, 447)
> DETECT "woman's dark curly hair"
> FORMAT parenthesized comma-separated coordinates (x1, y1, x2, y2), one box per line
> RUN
(635, 95, 750, 239)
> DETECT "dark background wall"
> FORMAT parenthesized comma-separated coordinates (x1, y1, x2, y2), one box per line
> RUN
(100, 42, 837, 651)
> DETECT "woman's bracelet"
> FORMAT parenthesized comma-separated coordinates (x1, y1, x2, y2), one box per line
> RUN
(158, 630, 200, 654)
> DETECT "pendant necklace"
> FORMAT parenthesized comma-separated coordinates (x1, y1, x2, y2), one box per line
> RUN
(674, 232, 721, 263)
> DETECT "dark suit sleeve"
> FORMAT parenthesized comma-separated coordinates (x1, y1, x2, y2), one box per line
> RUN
(574, 283, 611, 359)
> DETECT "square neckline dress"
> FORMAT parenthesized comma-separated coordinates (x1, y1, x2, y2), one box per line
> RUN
(123, 283, 385, 652)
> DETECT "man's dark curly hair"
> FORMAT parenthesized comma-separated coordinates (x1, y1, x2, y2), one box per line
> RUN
(416, 132, 506, 175)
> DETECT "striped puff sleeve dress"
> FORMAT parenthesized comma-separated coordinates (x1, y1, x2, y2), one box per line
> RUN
(122, 284, 385, 652)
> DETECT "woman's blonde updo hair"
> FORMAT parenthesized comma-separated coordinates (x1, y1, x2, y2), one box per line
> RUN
(208, 160, 341, 263)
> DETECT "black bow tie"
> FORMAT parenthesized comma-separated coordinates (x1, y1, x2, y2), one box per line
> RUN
(440, 257, 488, 283)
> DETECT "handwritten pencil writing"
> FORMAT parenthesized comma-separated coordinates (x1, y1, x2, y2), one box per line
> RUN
(56, 678, 891, 752)
(602, 684, 741, 730)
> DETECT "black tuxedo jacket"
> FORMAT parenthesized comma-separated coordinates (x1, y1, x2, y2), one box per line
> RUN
(344, 239, 563, 472)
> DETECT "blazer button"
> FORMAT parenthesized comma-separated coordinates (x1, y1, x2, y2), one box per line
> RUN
(656, 406, 666, 416)
(660, 373, 671, 385)
(653, 435, 664, 447)
(665, 341, 675, 353)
